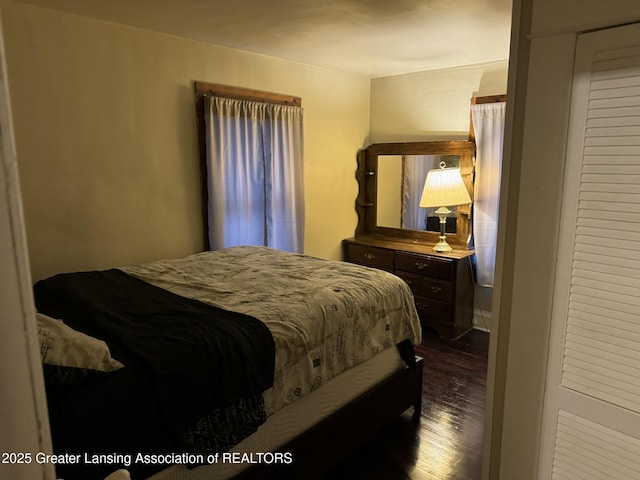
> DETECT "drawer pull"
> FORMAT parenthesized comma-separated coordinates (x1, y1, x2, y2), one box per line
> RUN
(364, 253, 376, 260)
(415, 262, 429, 269)
(431, 286, 442, 293)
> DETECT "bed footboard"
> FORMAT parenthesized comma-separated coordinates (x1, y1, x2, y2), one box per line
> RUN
(237, 356, 424, 480)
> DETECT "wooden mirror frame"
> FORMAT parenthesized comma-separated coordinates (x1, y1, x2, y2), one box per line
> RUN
(355, 141, 476, 249)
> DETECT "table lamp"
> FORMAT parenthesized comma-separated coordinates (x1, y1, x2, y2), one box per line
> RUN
(419, 162, 472, 253)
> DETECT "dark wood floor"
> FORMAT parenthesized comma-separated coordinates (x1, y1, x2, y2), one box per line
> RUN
(324, 328, 490, 480)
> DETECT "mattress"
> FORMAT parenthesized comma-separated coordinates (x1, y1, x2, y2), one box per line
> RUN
(146, 346, 406, 479)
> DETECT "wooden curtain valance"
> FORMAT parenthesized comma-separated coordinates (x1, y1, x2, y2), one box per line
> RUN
(471, 94, 507, 105)
(469, 94, 507, 143)
(194, 81, 302, 107)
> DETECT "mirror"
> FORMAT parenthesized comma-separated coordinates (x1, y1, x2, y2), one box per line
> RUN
(355, 141, 475, 249)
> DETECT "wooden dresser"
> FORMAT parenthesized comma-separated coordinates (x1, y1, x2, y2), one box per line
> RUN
(343, 236, 475, 339)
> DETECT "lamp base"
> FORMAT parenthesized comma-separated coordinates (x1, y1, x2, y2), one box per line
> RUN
(433, 206, 453, 253)
(433, 236, 453, 253)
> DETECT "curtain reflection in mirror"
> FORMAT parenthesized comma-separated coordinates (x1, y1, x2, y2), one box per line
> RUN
(402, 155, 459, 233)
(402, 155, 437, 229)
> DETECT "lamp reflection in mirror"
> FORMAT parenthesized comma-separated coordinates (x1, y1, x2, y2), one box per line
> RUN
(419, 162, 472, 252)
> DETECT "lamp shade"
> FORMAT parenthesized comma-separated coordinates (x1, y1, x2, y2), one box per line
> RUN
(419, 167, 471, 208)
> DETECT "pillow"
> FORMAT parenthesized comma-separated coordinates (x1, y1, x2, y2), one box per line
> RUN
(36, 313, 124, 372)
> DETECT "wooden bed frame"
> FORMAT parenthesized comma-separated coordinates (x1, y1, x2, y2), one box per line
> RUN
(237, 356, 424, 479)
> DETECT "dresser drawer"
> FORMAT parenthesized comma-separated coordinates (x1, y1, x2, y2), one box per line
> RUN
(346, 244, 394, 271)
(395, 252, 453, 280)
(414, 296, 454, 322)
(395, 272, 454, 302)
(421, 278, 454, 302)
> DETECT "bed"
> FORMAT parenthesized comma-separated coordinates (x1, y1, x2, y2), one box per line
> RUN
(33, 246, 423, 480)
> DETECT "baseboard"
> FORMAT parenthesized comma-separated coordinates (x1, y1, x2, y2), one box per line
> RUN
(472, 309, 491, 332)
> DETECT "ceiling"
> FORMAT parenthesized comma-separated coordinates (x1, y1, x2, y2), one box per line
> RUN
(18, 0, 513, 77)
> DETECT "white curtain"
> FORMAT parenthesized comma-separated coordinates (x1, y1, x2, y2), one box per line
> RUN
(471, 102, 505, 287)
(402, 155, 438, 229)
(205, 96, 305, 253)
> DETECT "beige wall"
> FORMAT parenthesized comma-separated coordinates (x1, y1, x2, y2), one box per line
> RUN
(370, 60, 508, 143)
(531, 0, 640, 35)
(2, 1, 370, 281)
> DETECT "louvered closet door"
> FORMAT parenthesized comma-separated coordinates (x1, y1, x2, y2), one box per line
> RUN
(538, 22, 640, 480)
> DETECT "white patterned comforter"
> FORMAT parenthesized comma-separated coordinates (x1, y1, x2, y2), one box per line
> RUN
(122, 246, 422, 416)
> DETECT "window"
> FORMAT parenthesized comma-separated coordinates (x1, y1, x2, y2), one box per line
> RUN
(195, 83, 305, 253)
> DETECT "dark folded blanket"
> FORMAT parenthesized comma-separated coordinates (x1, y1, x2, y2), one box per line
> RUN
(34, 268, 275, 432)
